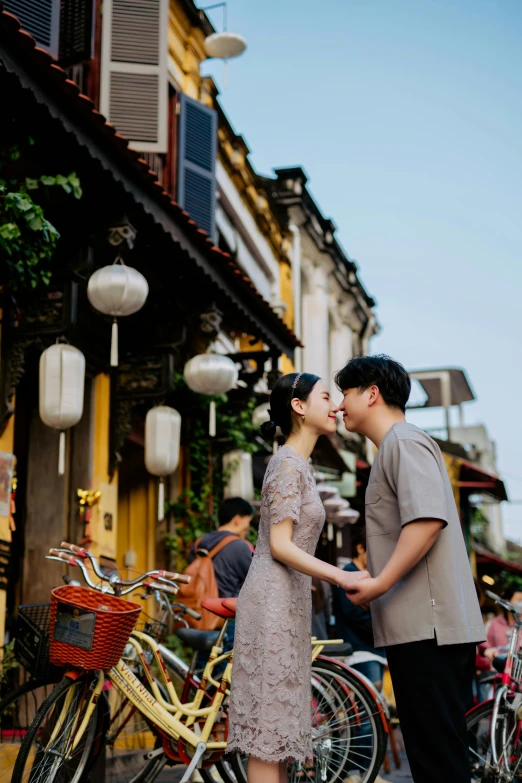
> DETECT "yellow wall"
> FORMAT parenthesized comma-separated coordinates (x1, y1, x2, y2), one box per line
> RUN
(0, 412, 15, 646)
(89, 374, 119, 559)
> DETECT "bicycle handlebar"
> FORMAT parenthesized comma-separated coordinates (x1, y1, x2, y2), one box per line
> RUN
(47, 542, 191, 597)
(485, 590, 522, 625)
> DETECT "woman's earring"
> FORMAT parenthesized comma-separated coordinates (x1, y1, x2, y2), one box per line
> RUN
(301, 415, 305, 422)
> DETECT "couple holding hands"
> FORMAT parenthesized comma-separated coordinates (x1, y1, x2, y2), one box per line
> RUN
(227, 355, 484, 783)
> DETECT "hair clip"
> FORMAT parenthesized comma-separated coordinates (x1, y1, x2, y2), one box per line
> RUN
(292, 372, 303, 391)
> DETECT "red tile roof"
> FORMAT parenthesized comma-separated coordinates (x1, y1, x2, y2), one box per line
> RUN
(0, 6, 299, 349)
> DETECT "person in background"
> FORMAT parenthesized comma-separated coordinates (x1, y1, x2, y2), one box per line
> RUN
(335, 530, 385, 686)
(312, 577, 332, 640)
(482, 587, 522, 662)
(189, 496, 254, 661)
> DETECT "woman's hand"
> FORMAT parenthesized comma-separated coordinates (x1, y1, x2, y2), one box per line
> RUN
(484, 647, 499, 662)
(337, 568, 370, 593)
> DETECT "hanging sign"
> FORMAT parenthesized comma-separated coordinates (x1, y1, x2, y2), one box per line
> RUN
(0, 539, 11, 591)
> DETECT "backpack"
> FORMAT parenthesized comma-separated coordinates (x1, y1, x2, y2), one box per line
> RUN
(176, 534, 237, 630)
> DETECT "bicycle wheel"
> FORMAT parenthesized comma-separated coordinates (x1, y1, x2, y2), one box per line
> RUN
(0, 676, 56, 783)
(229, 664, 384, 783)
(310, 660, 387, 783)
(11, 673, 107, 783)
(467, 696, 522, 782)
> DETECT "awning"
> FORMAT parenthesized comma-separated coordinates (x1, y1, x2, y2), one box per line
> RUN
(459, 461, 508, 502)
(473, 543, 522, 575)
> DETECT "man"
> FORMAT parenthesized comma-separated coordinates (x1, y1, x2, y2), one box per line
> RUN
(336, 355, 484, 782)
(189, 496, 254, 599)
(335, 531, 384, 686)
(189, 497, 254, 665)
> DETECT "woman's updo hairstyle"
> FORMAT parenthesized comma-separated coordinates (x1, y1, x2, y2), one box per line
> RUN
(260, 372, 321, 440)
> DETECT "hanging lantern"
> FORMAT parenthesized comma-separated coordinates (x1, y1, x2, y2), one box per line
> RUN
(39, 344, 85, 476)
(223, 450, 254, 502)
(145, 406, 181, 522)
(183, 353, 238, 436)
(251, 401, 270, 430)
(87, 260, 148, 367)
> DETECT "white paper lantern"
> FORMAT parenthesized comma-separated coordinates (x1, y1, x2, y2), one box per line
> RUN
(184, 353, 239, 436)
(39, 344, 85, 475)
(145, 406, 181, 521)
(204, 32, 247, 60)
(316, 483, 339, 501)
(223, 450, 254, 502)
(252, 402, 271, 430)
(87, 262, 149, 366)
(332, 508, 360, 527)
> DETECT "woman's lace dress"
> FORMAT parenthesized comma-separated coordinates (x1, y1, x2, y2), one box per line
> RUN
(227, 445, 326, 763)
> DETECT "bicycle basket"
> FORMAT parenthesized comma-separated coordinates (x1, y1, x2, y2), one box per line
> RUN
(49, 585, 141, 670)
(14, 603, 62, 679)
(135, 619, 168, 643)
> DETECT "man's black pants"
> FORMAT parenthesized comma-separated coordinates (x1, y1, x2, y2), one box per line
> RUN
(386, 638, 475, 782)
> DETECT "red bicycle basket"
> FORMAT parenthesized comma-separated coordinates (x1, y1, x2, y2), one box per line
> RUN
(49, 585, 141, 670)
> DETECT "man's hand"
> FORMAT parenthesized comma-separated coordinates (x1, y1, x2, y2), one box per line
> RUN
(338, 568, 370, 592)
(484, 647, 499, 662)
(346, 576, 386, 609)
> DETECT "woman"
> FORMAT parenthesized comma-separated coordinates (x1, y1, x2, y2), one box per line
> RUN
(227, 372, 367, 783)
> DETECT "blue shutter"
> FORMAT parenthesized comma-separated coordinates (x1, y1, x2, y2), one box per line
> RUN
(3, 0, 60, 57)
(177, 93, 217, 241)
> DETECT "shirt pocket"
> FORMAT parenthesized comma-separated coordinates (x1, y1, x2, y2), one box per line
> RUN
(365, 484, 383, 506)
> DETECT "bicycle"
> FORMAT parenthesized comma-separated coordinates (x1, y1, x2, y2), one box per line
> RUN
(467, 589, 522, 782)
(11, 543, 389, 783)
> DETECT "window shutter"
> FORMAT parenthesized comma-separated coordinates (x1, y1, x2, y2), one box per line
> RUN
(100, 0, 168, 153)
(3, 0, 60, 58)
(177, 93, 217, 240)
(59, 0, 94, 66)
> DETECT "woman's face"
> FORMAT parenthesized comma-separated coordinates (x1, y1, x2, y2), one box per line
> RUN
(296, 379, 338, 435)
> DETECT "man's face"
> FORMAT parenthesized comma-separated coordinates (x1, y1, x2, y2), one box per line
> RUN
(234, 514, 253, 538)
(338, 386, 372, 433)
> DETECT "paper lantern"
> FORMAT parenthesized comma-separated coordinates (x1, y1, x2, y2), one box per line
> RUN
(316, 483, 339, 501)
(145, 406, 181, 521)
(252, 402, 271, 430)
(184, 353, 238, 436)
(39, 344, 85, 475)
(223, 450, 254, 502)
(204, 31, 247, 60)
(332, 508, 360, 527)
(87, 261, 148, 366)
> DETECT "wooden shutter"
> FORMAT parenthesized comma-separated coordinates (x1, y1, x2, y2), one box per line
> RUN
(177, 93, 217, 240)
(59, 0, 94, 66)
(100, 0, 168, 153)
(3, 0, 60, 58)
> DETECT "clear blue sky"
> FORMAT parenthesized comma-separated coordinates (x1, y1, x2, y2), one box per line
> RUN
(202, 0, 522, 543)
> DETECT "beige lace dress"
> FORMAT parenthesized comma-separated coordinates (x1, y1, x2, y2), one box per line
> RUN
(227, 445, 326, 763)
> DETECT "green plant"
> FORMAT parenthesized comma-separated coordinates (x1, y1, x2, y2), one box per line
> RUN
(0, 640, 20, 692)
(0, 138, 82, 289)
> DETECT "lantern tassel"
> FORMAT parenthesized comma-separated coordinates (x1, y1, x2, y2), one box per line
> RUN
(327, 522, 334, 542)
(110, 319, 118, 367)
(158, 478, 165, 522)
(336, 529, 343, 549)
(58, 431, 66, 476)
(209, 399, 216, 437)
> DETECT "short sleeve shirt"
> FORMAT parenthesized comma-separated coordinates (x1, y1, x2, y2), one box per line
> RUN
(365, 422, 485, 648)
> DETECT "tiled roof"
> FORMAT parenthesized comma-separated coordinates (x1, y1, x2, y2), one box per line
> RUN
(0, 6, 299, 349)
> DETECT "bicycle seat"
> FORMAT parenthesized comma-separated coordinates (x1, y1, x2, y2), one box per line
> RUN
(201, 598, 235, 618)
(221, 598, 237, 614)
(175, 627, 220, 652)
(320, 642, 353, 657)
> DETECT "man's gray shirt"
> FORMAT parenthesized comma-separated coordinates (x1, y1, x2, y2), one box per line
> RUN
(365, 422, 485, 648)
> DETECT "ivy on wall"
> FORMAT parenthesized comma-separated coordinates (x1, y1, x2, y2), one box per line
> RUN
(0, 138, 82, 290)
(165, 373, 263, 571)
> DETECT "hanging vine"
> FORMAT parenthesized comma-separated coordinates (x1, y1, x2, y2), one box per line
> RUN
(165, 372, 263, 571)
(0, 137, 82, 290)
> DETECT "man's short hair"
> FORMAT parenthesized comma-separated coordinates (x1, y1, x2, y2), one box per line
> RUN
(219, 497, 254, 526)
(335, 355, 411, 413)
(351, 527, 367, 559)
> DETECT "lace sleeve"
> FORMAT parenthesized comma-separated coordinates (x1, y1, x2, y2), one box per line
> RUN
(263, 457, 303, 526)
